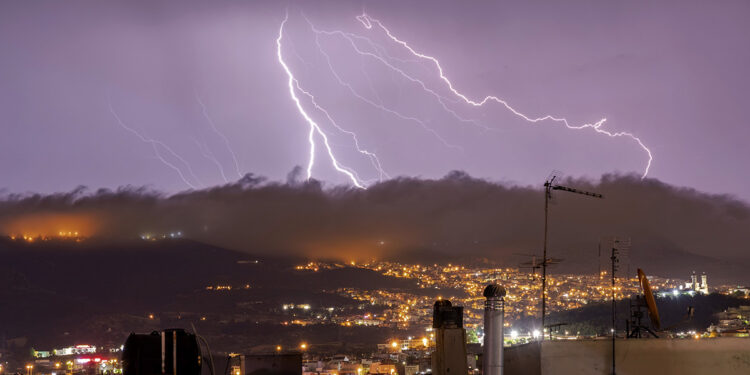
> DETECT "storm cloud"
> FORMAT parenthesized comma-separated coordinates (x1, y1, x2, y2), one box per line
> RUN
(1, 172, 748, 283)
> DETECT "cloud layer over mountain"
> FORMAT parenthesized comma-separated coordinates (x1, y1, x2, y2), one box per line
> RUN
(2, 172, 748, 282)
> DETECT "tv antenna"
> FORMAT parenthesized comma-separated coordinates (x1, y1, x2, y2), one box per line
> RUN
(516, 253, 562, 281)
(540, 172, 603, 332)
(610, 237, 630, 375)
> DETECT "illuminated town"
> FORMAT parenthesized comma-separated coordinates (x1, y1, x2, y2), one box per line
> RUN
(7, 231, 85, 243)
(3, 236, 749, 375)
(291, 260, 691, 331)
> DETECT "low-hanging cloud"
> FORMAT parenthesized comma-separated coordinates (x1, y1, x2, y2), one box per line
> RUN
(1, 171, 748, 283)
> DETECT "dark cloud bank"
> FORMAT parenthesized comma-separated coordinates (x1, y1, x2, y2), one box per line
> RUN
(1, 171, 748, 283)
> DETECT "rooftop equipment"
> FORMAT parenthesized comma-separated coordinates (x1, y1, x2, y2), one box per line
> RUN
(122, 329, 202, 375)
(482, 284, 506, 375)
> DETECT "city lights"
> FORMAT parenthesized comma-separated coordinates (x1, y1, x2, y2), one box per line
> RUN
(300, 259, 681, 330)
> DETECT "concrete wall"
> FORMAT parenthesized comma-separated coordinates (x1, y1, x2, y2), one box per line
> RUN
(432, 328, 468, 375)
(242, 353, 302, 375)
(504, 338, 750, 375)
(504, 342, 540, 375)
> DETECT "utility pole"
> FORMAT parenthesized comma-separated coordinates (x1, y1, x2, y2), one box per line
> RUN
(611, 239, 620, 375)
(541, 175, 603, 333)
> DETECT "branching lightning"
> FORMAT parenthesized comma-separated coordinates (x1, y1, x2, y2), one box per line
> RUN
(356, 13, 653, 178)
(107, 100, 203, 189)
(193, 137, 229, 183)
(195, 93, 244, 179)
(293, 80, 390, 182)
(305, 16, 463, 150)
(277, 12, 366, 188)
(277, 10, 654, 188)
(308, 23, 483, 130)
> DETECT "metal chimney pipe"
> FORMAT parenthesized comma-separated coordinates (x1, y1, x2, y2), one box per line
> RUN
(483, 284, 506, 375)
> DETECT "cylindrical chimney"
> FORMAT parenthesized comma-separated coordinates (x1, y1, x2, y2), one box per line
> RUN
(483, 284, 506, 375)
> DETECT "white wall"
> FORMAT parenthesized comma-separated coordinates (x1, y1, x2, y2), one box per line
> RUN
(538, 338, 750, 375)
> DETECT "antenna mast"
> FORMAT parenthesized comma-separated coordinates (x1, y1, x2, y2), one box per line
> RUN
(611, 240, 620, 375)
(609, 238, 630, 375)
(541, 173, 603, 334)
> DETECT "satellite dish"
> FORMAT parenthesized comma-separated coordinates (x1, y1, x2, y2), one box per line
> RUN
(638, 268, 661, 330)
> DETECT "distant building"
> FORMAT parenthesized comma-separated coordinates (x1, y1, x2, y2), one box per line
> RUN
(32, 344, 99, 358)
(53, 344, 97, 356)
(708, 305, 750, 335)
(402, 365, 418, 375)
(678, 272, 709, 295)
(369, 363, 397, 375)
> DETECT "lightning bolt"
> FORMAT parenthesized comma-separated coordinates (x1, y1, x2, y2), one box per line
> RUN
(308, 22, 484, 131)
(192, 137, 229, 184)
(195, 93, 244, 179)
(278, 11, 653, 187)
(293, 80, 390, 182)
(107, 100, 202, 189)
(277, 12, 366, 188)
(304, 16, 463, 150)
(356, 13, 654, 178)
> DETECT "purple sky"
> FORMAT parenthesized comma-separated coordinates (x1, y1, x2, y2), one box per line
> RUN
(1, 0, 748, 200)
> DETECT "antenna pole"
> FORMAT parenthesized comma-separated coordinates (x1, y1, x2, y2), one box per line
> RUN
(540, 175, 602, 337)
(611, 240, 620, 375)
(541, 180, 551, 333)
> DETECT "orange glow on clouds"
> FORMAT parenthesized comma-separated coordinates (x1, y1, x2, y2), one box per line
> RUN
(2, 213, 97, 239)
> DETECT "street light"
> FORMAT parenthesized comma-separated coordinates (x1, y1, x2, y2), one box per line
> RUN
(299, 343, 307, 350)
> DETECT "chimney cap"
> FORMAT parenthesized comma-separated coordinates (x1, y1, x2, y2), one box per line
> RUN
(434, 299, 452, 308)
(483, 284, 506, 298)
